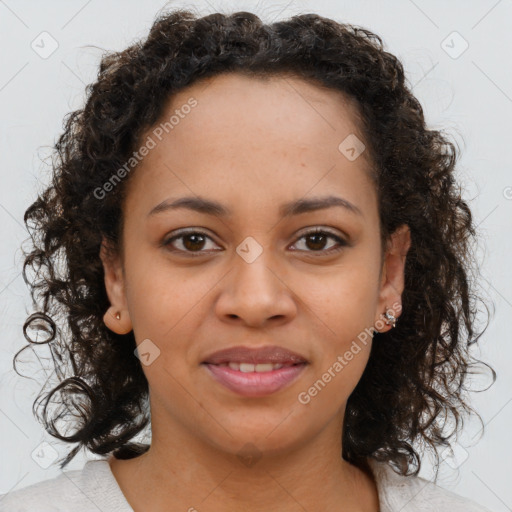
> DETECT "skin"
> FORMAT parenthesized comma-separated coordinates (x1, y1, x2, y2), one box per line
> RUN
(100, 72, 411, 512)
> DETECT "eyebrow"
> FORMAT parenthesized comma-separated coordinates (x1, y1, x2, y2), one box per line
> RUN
(147, 195, 363, 219)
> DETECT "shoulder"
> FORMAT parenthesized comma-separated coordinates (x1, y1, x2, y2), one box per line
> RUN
(0, 468, 85, 511)
(0, 458, 131, 512)
(367, 458, 494, 512)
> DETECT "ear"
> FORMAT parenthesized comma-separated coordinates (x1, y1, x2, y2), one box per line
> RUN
(375, 224, 411, 332)
(99, 237, 133, 335)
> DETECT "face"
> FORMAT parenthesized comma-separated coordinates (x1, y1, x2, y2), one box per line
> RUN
(101, 72, 410, 459)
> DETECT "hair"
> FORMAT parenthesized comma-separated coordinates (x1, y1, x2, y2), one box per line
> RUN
(16, 7, 495, 477)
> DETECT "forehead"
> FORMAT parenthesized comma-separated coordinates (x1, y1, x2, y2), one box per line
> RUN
(167, 71, 367, 148)
(125, 72, 376, 219)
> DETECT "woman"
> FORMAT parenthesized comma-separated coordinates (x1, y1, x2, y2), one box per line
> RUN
(2, 7, 494, 512)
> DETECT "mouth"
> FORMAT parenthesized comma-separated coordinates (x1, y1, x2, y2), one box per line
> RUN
(210, 361, 302, 372)
(202, 362, 308, 397)
(201, 345, 309, 397)
(201, 344, 309, 366)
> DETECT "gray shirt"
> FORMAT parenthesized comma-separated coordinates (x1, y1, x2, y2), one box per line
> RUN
(0, 456, 493, 511)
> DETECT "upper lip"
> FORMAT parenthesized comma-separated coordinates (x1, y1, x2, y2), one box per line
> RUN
(201, 345, 309, 365)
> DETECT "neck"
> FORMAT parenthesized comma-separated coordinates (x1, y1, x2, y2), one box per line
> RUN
(109, 418, 379, 512)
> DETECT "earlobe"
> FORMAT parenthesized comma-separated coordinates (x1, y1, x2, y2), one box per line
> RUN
(375, 306, 398, 334)
(103, 306, 133, 335)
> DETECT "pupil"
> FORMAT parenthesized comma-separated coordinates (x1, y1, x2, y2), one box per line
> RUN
(307, 233, 326, 250)
(184, 234, 205, 251)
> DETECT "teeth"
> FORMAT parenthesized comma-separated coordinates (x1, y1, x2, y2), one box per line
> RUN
(224, 362, 285, 372)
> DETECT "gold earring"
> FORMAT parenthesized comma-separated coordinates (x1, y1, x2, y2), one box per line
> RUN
(103, 307, 132, 335)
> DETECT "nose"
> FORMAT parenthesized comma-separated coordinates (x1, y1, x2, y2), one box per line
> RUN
(214, 248, 297, 328)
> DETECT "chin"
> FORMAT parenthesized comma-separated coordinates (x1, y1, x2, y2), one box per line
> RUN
(202, 420, 306, 459)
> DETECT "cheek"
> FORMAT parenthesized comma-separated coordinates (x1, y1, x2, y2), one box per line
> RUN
(297, 318, 373, 416)
(292, 263, 377, 398)
(295, 264, 379, 341)
(124, 260, 215, 360)
(295, 309, 373, 425)
(123, 245, 189, 326)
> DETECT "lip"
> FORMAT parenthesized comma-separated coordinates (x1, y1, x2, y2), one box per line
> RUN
(201, 345, 309, 397)
(201, 345, 309, 365)
(203, 362, 308, 397)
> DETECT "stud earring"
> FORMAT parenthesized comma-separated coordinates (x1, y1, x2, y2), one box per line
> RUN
(103, 307, 132, 335)
(375, 306, 398, 334)
(383, 310, 397, 328)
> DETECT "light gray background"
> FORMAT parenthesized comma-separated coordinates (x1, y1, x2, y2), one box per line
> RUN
(0, 1, 510, 510)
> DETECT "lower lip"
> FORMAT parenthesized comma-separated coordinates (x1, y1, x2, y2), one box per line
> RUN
(202, 363, 307, 397)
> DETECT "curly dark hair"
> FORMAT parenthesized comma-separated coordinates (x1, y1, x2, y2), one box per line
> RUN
(16, 7, 495, 477)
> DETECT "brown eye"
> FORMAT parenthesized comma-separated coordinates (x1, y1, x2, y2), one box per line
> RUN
(304, 232, 329, 251)
(290, 228, 348, 255)
(180, 233, 207, 251)
(163, 230, 220, 255)
(162, 227, 348, 257)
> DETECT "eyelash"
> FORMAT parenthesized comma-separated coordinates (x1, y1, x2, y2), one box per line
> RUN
(162, 227, 348, 257)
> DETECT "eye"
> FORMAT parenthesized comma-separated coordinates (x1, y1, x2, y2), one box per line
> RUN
(162, 227, 348, 257)
(290, 227, 348, 255)
(163, 229, 220, 256)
